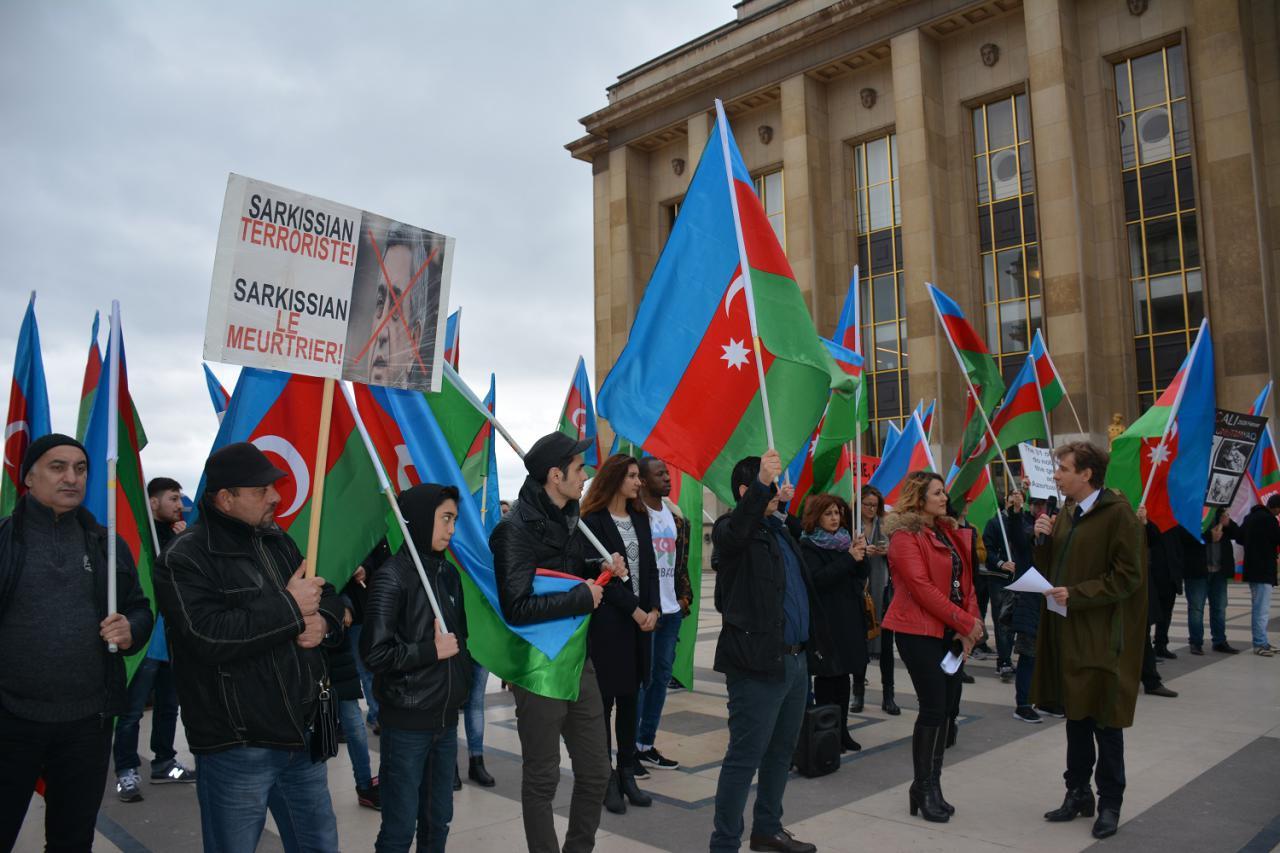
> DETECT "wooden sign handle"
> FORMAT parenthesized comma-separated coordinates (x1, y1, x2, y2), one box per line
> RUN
(304, 378, 336, 578)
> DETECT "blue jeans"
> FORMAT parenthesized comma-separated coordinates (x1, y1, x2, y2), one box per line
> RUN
(636, 611, 683, 748)
(195, 746, 338, 853)
(1184, 574, 1228, 647)
(1250, 583, 1273, 648)
(113, 657, 179, 773)
(339, 699, 374, 788)
(710, 653, 808, 851)
(348, 624, 379, 725)
(463, 661, 488, 756)
(376, 726, 456, 853)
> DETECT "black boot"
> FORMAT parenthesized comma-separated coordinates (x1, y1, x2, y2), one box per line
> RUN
(1044, 786, 1096, 821)
(453, 764, 462, 791)
(1092, 807, 1120, 838)
(929, 718, 954, 815)
(604, 770, 626, 814)
(881, 689, 901, 716)
(908, 725, 949, 822)
(618, 766, 651, 807)
(468, 755, 495, 787)
(944, 717, 958, 749)
(850, 684, 865, 714)
(840, 729, 862, 753)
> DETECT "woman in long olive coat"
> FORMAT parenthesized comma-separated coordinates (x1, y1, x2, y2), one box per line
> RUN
(1030, 489, 1148, 729)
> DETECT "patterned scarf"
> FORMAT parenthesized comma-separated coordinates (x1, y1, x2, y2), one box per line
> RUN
(802, 527, 853, 551)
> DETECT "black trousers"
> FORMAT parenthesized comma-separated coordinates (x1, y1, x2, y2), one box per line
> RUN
(0, 708, 113, 852)
(879, 627, 896, 689)
(601, 692, 639, 768)
(1154, 586, 1176, 649)
(1065, 717, 1125, 810)
(895, 633, 962, 728)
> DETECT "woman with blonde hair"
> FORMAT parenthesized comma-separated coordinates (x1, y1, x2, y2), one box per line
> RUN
(881, 471, 982, 823)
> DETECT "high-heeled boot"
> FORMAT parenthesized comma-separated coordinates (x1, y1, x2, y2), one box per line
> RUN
(908, 725, 950, 823)
(881, 688, 901, 716)
(930, 717, 955, 815)
(840, 710, 861, 753)
(604, 769, 626, 814)
(618, 765, 652, 807)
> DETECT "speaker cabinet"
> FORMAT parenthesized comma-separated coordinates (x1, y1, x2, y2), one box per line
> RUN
(792, 703, 842, 778)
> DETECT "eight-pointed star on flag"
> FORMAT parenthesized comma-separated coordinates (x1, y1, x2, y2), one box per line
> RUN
(721, 338, 751, 370)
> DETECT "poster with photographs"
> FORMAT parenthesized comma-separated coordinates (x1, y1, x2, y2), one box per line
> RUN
(1205, 409, 1268, 508)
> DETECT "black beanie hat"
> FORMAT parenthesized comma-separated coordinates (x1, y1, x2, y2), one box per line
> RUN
(20, 433, 88, 482)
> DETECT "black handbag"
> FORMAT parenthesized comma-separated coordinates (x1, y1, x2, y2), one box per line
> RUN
(309, 679, 340, 763)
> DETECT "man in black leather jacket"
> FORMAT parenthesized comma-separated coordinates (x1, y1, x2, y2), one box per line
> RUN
(154, 442, 345, 852)
(489, 431, 616, 853)
(361, 483, 471, 851)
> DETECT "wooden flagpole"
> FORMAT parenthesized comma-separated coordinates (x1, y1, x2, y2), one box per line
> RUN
(303, 378, 336, 579)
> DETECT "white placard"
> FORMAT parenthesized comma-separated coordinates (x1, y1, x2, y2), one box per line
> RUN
(1019, 442, 1057, 499)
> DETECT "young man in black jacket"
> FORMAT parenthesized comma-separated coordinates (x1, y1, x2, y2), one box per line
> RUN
(1236, 496, 1280, 655)
(0, 434, 153, 852)
(710, 450, 820, 853)
(489, 431, 619, 853)
(154, 442, 345, 853)
(361, 483, 471, 852)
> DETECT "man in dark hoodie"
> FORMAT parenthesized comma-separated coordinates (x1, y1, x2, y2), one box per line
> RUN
(361, 483, 471, 852)
(0, 434, 152, 851)
(154, 442, 346, 853)
(489, 431, 618, 853)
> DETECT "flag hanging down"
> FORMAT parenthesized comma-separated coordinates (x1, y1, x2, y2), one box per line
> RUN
(926, 283, 1005, 464)
(206, 369, 387, 588)
(946, 394, 998, 512)
(444, 308, 461, 370)
(1106, 320, 1216, 540)
(423, 363, 494, 497)
(597, 110, 848, 505)
(1028, 329, 1066, 412)
(82, 312, 154, 678)
(558, 356, 603, 475)
(75, 311, 102, 443)
(808, 338, 868, 494)
(202, 363, 231, 422)
(477, 375, 500, 534)
(2, 294, 51, 517)
(961, 465, 999, 535)
(868, 413, 935, 509)
(1247, 382, 1279, 501)
(355, 383, 591, 700)
(785, 422, 822, 516)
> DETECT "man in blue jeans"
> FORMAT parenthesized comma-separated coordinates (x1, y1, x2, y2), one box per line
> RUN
(1234, 495, 1280, 655)
(1185, 510, 1240, 655)
(154, 443, 345, 852)
(634, 457, 692, 774)
(710, 451, 824, 853)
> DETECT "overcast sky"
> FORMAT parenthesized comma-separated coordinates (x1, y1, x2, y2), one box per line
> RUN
(0, 1, 730, 505)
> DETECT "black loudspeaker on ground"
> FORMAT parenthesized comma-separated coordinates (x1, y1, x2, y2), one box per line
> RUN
(793, 703, 842, 778)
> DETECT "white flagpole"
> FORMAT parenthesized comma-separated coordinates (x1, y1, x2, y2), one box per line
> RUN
(105, 300, 121, 653)
(1139, 320, 1207, 507)
(851, 265, 863, 535)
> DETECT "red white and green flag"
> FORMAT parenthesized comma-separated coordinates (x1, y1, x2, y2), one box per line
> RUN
(558, 356, 603, 475)
(75, 311, 102, 442)
(1247, 381, 1279, 501)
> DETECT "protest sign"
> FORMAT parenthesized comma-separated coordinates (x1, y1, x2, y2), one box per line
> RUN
(204, 174, 454, 392)
(1205, 409, 1267, 508)
(1018, 442, 1057, 499)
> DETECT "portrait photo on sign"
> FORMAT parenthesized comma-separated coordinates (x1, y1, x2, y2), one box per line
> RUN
(1206, 471, 1238, 506)
(342, 214, 452, 392)
(1212, 439, 1250, 475)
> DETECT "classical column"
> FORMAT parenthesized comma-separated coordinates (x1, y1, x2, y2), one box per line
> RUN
(780, 73, 834, 323)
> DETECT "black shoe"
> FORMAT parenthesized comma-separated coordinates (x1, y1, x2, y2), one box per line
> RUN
(1145, 684, 1178, 697)
(1013, 705, 1042, 724)
(748, 828, 817, 853)
(1092, 807, 1120, 839)
(1213, 642, 1240, 654)
(631, 760, 649, 779)
(882, 690, 901, 716)
(850, 690, 864, 714)
(636, 747, 679, 770)
(1044, 786, 1095, 821)
(604, 770, 626, 814)
(975, 642, 994, 656)
(453, 765, 462, 791)
(468, 755, 495, 787)
(1035, 705, 1066, 718)
(960, 672, 975, 684)
(667, 677, 683, 689)
(1189, 645, 1204, 655)
(841, 730, 862, 753)
(908, 725, 949, 822)
(1156, 646, 1178, 660)
(357, 779, 381, 811)
(618, 766, 651, 807)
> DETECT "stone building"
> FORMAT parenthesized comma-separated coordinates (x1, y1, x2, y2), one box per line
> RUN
(567, 0, 1278, 468)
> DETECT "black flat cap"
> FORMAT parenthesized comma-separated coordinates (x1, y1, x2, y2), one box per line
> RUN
(524, 432, 592, 483)
(205, 442, 287, 492)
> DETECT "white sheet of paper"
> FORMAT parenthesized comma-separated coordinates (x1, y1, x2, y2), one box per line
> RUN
(1005, 566, 1067, 617)
(940, 650, 963, 674)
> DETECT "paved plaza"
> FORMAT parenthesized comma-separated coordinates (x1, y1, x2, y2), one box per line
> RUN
(16, 579, 1280, 852)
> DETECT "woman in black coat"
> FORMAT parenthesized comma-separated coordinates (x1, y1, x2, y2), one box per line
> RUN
(799, 492, 868, 752)
(580, 453, 659, 814)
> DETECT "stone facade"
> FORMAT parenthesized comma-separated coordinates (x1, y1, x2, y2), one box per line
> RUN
(569, 0, 1278, 461)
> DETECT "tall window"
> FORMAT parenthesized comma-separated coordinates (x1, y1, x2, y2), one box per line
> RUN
(753, 169, 785, 249)
(1115, 44, 1201, 411)
(852, 134, 906, 453)
(973, 93, 1041, 384)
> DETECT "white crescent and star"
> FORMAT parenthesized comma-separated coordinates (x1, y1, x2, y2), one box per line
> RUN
(724, 273, 746, 319)
(3, 421, 28, 469)
(720, 338, 751, 370)
(251, 435, 309, 517)
(394, 444, 418, 492)
(571, 408, 587, 430)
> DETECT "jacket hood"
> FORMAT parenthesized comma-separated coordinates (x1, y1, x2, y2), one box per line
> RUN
(399, 483, 461, 556)
(883, 510, 956, 537)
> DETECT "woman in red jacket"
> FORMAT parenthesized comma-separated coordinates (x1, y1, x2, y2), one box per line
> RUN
(881, 471, 982, 824)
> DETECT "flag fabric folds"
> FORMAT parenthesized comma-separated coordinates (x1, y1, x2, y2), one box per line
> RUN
(988, 351, 1048, 451)
(2, 295, 51, 516)
(1106, 320, 1215, 539)
(478, 375, 500, 534)
(867, 413, 935, 509)
(424, 365, 494, 496)
(558, 356, 603, 475)
(202, 363, 231, 421)
(1248, 382, 1279, 502)
(597, 114, 846, 505)
(444, 308, 461, 371)
(1028, 329, 1066, 412)
(75, 311, 102, 443)
(355, 383, 590, 700)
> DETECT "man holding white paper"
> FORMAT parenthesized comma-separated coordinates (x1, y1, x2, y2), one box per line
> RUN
(1030, 442, 1146, 841)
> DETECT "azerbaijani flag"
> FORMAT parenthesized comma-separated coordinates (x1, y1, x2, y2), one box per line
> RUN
(597, 107, 847, 505)
(82, 310, 153, 677)
(557, 356, 603, 475)
(425, 364, 494, 497)
(444, 308, 461, 371)
(913, 399, 936, 442)
(477, 375, 500, 534)
(609, 432, 641, 458)
(927, 283, 1005, 472)
(785, 421, 822, 516)
(75, 311, 102, 443)
(1106, 320, 1215, 539)
(208, 369, 387, 588)
(1248, 382, 1279, 501)
(988, 350, 1047, 451)
(867, 412, 935, 508)
(355, 383, 591, 700)
(2, 294, 51, 517)
(202, 363, 231, 422)
(810, 337, 868, 491)
(961, 465, 999, 535)
(1028, 329, 1066, 412)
